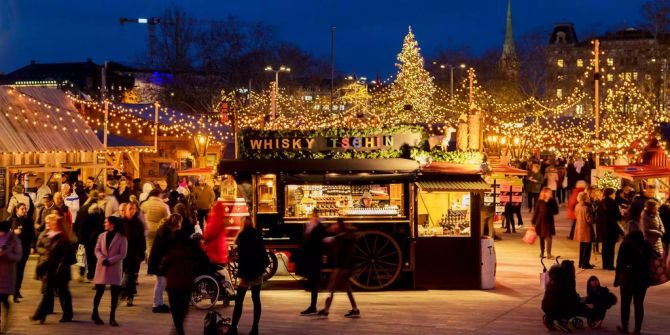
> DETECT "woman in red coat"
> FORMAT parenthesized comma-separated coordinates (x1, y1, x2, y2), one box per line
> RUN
(567, 180, 587, 239)
(203, 201, 228, 264)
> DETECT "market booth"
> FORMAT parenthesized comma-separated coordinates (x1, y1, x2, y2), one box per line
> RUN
(218, 128, 490, 290)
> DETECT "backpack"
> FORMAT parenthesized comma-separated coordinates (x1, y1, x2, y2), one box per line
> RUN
(204, 311, 231, 335)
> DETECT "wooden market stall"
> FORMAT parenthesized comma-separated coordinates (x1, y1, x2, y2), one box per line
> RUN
(218, 128, 491, 290)
(0, 86, 103, 209)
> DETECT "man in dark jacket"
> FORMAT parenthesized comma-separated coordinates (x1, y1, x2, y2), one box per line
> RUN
(598, 188, 622, 270)
(297, 209, 327, 315)
(72, 191, 104, 281)
(148, 214, 180, 313)
(614, 231, 653, 334)
(122, 202, 147, 306)
(628, 187, 655, 225)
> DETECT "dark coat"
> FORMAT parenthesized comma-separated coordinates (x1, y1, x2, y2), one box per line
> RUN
(161, 231, 197, 289)
(533, 199, 558, 238)
(331, 227, 359, 270)
(566, 164, 579, 189)
(658, 202, 670, 245)
(296, 221, 327, 278)
(36, 232, 76, 284)
(614, 231, 653, 290)
(123, 215, 147, 269)
(628, 195, 652, 224)
(598, 197, 623, 243)
(11, 214, 35, 253)
(148, 224, 173, 276)
(235, 226, 268, 282)
(113, 188, 132, 205)
(0, 233, 23, 294)
(542, 261, 581, 318)
(72, 202, 104, 247)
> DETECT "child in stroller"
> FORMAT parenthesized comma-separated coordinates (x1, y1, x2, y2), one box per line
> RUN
(541, 260, 604, 331)
(583, 276, 617, 329)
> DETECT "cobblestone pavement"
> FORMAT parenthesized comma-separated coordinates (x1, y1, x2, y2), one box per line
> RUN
(3, 209, 670, 334)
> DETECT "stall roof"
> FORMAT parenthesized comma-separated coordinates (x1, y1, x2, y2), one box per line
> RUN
(218, 159, 420, 175)
(601, 165, 670, 180)
(420, 162, 481, 175)
(179, 167, 215, 176)
(0, 86, 103, 153)
(491, 165, 528, 176)
(418, 175, 490, 192)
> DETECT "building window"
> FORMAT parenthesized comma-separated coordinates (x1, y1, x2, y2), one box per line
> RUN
(646, 74, 652, 80)
(557, 59, 564, 68)
(633, 72, 638, 80)
(625, 72, 632, 81)
(557, 75, 564, 81)
(556, 89, 563, 99)
(607, 74, 613, 82)
(575, 104, 584, 115)
(577, 59, 584, 67)
(607, 58, 614, 66)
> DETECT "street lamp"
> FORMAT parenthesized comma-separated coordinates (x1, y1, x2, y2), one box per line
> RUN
(193, 133, 210, 168)
(265, 65, 291, 123)
(432, 62, 466, 98)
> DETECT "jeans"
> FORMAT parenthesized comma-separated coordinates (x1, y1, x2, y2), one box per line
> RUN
(153, 276, 167, 307)
(602, 237, 616, 269)
(528, 193, 539, 211)
(167, 288, 191, 335)
(15, 247, 30, 296)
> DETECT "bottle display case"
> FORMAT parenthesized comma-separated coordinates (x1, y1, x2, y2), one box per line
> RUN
(284, 183, 404, 218)
(417, 191, 472, 237)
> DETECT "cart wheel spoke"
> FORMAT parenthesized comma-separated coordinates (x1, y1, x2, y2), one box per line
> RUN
(350, 230, 402, 290)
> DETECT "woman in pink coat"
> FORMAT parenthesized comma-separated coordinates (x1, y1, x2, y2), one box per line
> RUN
(92, 216, 128, 327)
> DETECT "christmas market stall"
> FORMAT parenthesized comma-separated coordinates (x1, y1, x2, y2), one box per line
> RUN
(0, 86, 103, 211)
(218, 127, 490, 290)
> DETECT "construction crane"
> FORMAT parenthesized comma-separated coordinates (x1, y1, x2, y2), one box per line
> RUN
(119, 17, 161, 67)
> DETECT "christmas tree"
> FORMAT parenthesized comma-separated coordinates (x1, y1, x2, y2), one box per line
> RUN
(390, 26, 435, 119)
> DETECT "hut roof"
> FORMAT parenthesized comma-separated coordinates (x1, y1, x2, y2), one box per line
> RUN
(0, 86, 103, 153)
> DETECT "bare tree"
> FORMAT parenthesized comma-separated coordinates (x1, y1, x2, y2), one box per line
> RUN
(516, 28, 550, 97)
(641, 0, 670, 38)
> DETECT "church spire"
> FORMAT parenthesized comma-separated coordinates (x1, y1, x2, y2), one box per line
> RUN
(499, 0, 518, 78)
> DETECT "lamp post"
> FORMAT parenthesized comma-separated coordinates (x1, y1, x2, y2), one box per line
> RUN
(193, 133, 210, 168)
(265, 65, 291, 124)
(432, 62, 466, 98)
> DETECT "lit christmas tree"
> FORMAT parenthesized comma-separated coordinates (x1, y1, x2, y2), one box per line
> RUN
(389, 26, 436, 120)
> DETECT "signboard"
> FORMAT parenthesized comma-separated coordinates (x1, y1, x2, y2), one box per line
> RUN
(0, 168, 5, 207)
(243, 131, 423, 153)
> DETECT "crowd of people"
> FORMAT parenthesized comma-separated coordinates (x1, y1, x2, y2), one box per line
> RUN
(522, 155, 670, 334)
(0, 171, 221, 334)
(0, 171, 360, 335)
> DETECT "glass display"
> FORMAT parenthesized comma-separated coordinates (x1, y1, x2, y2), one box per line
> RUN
(257, 174, 277, 213)
(285, 183, 404, 218)
(417, 191, 472, 237)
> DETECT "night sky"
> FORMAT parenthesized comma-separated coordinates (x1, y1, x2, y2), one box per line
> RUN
(0, 0, 649, 77)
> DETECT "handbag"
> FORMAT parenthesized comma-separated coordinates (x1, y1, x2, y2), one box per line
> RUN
(204, 310, 231, 335)
(75, 244, 86, 268)
(523, 227, 537, 245)
(650, 251, 670, 286)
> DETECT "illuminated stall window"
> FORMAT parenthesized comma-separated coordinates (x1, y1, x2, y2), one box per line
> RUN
(257, 174, 277, 213)
(417, 190, 472, 237)
(284, 184, 404, 218)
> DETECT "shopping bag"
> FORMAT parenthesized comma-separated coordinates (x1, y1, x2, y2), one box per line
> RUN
(650, 252, 670, 286)
(522, 227, 537, 245)
(75, 244, 86, 267)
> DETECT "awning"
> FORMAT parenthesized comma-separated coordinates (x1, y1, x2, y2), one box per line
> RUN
(281, 172, 417, 184)
(418, 176, 490, 192)
(6, 166, 76, 173)
(218, 159, 420, 175)
(601, 165, 670, 180)
(490, 165, 528, 176)
(179, 167, 215, 176)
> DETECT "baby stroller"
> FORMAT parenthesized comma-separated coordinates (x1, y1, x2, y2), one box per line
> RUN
(541, 258, 601, 332)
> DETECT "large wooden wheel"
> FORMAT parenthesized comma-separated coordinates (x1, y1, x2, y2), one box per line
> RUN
(350, 230, 402, 290)
(227, 249, 278, 284)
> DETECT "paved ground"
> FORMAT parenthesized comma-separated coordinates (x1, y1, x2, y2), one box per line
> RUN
(3, 207, 670, 334)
